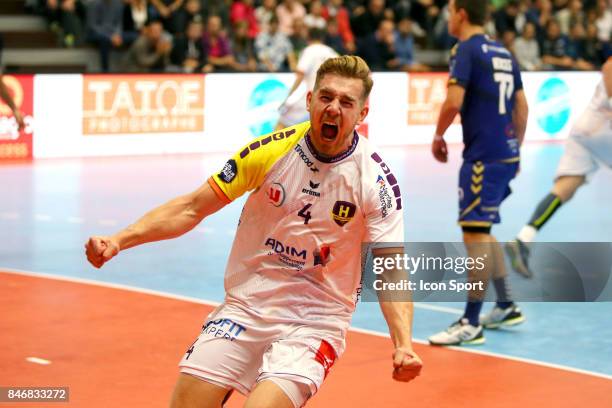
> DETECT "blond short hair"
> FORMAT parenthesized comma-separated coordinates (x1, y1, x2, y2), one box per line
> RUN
(314, 55, 373, 102)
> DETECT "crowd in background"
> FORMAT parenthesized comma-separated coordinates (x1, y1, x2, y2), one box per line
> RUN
(29, 0, 612, 73)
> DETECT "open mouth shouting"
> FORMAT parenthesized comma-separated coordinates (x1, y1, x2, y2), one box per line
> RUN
(321, 122, 339, 142)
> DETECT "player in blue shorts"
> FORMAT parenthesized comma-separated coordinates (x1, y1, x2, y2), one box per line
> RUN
(428, 0, 529, 346)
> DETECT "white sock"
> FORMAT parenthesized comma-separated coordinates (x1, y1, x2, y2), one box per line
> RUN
(517, 225, 537, 243)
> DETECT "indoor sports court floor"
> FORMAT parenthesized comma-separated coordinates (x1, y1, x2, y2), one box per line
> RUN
(1, 142, 612, 407)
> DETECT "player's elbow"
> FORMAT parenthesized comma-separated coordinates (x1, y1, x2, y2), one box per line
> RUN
(445, 87, 465, 111)
(444, 98, 462, 113)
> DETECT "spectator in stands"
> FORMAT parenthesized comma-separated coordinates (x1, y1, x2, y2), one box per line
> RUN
(392, 0, 412, 21)
(230, 0, 259, 38)
(171, 19, 210, 72)
(171, 0, 205, 34)
(255, 0, 276, 34)
(407, 0, 444, 42)
(86, 0, 124, 72)
(530, 0, 554, 42)
(122, 0, 159, 46)
(202, 15, 235, 72)
(289, 17, 309, 56)
(502, 29, 517, 56)
(46, 0, 85, 47)
(582, 22, 604, 67)
(121, 18, 172, 72)
(276, 0, 306, 35)
(357, 19, 398, 71)
(150, 0, 185, 33)
(432, 3, 454, 49)
(304, 0, 327, 30)
(494, 0, 521, 35)
(231, 20, 258, 71)
(255, 15, 294, 71)
(204, 0, 231, 28)
(593, 0, 612, 43)
(394, 17, 429, 72)
(514, 21, 542, 70)
(322, 0, 355, 53)
(541, 18, 574, 69)
(325, 18, 347, 54)
(555, 0, 584, 35)
(567, 21, 596, 71)
(350, 0, 389, 40)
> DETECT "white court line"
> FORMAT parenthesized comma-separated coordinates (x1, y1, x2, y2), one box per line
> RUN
(0, 212, 20, 220)
(414, 303, 463, 314)
(350, 326, 612, 381)
(26, 357, 51, 365)
(1, 267, 611, 381)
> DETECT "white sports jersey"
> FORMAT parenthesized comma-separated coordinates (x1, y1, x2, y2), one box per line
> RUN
(209, 122, 404, 346)
(297, 43, 339, 93)
(280, 44, 338, 126)
(571, 80, 612, 139)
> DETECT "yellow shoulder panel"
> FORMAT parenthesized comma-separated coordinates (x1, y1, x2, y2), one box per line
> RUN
(210, 121, 310, 202)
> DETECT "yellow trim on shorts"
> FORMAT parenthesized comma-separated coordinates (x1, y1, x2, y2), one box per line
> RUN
(498, 156, 520, 163)
(459, 221, 493, 227)
(460, 197, 481, 218)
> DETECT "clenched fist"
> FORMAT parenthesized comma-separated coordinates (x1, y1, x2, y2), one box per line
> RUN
(85, 236, 119, 268)
(392, 347, 422, 382)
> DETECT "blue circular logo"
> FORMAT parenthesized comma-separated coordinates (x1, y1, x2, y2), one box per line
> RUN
(535, 77, 571, 135)
(247, 78, 289, 137)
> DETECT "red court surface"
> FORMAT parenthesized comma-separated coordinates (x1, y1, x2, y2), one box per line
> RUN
(1, 271, 610, 407)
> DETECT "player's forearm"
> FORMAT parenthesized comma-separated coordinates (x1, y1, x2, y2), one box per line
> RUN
(287, 72, 304, 98)
(373, 247, 414, 349)
(112, 194, 203, 251)
(379, 300, 414, 349)
(513, 92, 529, 145)
(434, 100, 459, 138)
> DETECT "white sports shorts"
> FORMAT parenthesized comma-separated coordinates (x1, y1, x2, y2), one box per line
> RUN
(178, 303, 342, 408)
(556, 126, 612, 180)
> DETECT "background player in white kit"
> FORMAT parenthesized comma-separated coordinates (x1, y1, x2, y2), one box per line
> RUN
(507, 56, 612, 277)
(276, 27, 338, 130)
(85, 56, 422, 408)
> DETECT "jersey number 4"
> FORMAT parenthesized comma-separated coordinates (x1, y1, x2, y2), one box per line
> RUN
(298, 203, 312, 224)
(494, 73, 514, 115)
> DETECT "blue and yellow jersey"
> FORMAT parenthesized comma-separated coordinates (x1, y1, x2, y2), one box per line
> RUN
(449, 34, 523, 162)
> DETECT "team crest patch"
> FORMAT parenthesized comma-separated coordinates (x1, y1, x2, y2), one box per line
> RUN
(331, 201, 356, 227)
(218, 159, 237, 183)
(268, 182, 285, 207)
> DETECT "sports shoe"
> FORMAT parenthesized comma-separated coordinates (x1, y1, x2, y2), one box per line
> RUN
(480, 304, 525, 329)
(505, 239, 533, 278)
(428, 318, 485, 346)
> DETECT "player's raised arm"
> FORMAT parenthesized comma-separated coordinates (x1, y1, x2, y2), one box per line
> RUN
(512, 89, 529, 146)
(85, 180, 227, 268)
(373, 246, 422, 383)
(0, 74, 26, 131)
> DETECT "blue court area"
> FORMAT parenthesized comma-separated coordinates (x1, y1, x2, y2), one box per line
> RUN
(1, 142, 611, 376)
